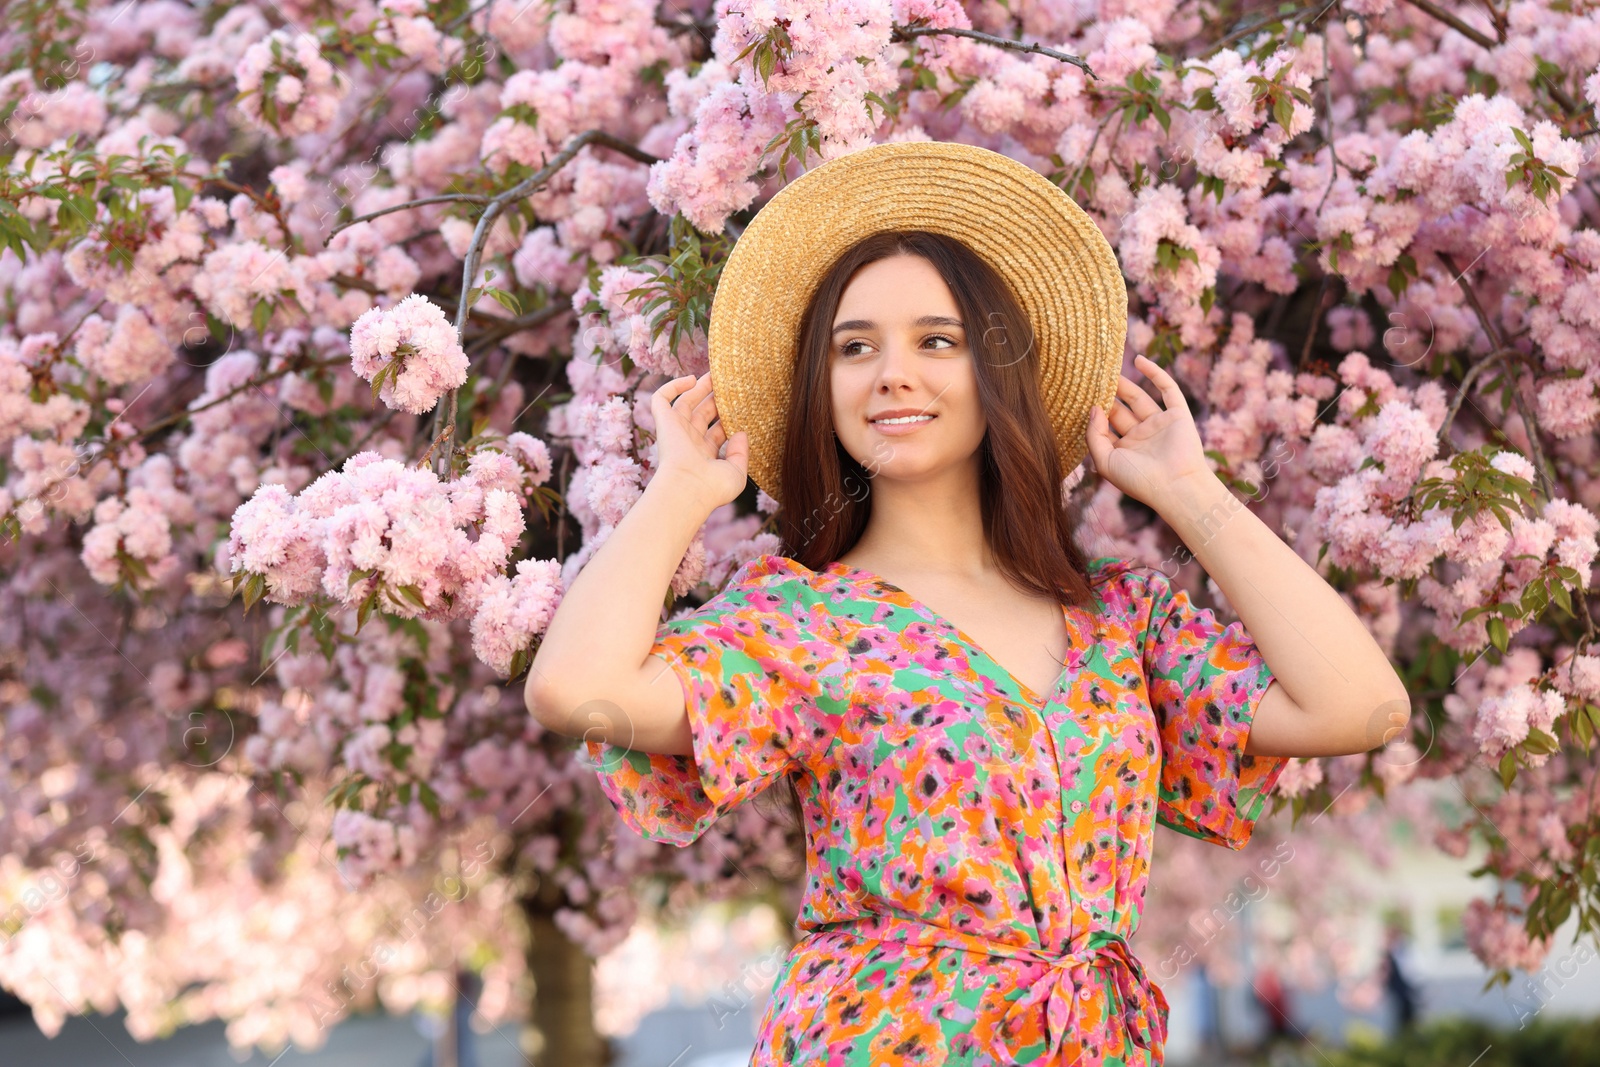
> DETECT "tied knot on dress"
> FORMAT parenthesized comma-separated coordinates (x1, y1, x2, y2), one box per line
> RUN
(992, 928, 1169, 1066)
(824, 913, 1169, 1065)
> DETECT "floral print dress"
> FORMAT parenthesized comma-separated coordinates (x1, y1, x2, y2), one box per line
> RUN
(584, 553, 1289, 1066)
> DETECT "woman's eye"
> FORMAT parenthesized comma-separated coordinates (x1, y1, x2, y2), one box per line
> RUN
(840, 340, 869, 357)
(927, 334, 958, 349)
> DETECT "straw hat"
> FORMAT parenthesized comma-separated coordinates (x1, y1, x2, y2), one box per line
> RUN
(705, 139, 1129, 504)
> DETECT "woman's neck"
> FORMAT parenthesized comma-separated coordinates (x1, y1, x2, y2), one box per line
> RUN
(844, 465, 993, 579)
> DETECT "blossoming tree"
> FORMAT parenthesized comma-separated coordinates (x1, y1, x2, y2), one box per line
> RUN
(3, 0, 1599, 1062)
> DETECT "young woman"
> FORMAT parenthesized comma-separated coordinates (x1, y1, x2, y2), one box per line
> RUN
(526, 142, 1411, 1066)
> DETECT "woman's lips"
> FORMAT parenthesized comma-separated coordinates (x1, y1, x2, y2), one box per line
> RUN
(869, 414, 936, 436)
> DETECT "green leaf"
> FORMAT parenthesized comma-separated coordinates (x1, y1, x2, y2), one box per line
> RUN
(1521, 727, 1559, 756)
(356, 590, 377, 632)
(1573, 704, 1594, 749)
(368, 363, 396, 404)
(1487, 616, 1509, 653)
(239, 572, 266, 612)
(485, 287, 521, 315)
(251, 298, 274, 334)
(1273, 94, 1292, 131)
(507, 646, 530, 680)
(418, 781, 441, 818)
(1498, 750, 1519, 788)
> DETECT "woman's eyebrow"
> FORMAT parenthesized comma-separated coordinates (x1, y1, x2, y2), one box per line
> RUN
(831, 315, 965, 334)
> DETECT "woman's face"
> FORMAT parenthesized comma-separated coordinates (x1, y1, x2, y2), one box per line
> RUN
(829, 253, 987, 486)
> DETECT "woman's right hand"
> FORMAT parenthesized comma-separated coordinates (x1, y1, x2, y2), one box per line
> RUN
(650, 372, 749, 509)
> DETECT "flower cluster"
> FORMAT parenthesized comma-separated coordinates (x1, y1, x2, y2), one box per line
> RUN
(347, 295, 470, 415)
(227, 444, 546, 617)
(234, 30, 348, 137)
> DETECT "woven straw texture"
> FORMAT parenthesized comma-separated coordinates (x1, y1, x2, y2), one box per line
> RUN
(705, 139, 1129, 504)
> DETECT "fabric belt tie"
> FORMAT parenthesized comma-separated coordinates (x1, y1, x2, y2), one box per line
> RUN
(822, 913, 1168, 1065)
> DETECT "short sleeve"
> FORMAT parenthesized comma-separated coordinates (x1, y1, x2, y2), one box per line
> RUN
(582, 554, 854, 848)
(1092, 557, 1288, 850)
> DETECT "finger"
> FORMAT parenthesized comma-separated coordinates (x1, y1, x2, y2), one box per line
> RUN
(1085, 406, 1113, 471)
(1106, 396, 1140, 436)
(707, 419, 727, 450)
(688, 387, 721, 435)
(1133, 354, 1188, 413)
(654, 374, 699, 407)
(1115, 375, 1161, 421)
(722, 429, 749, 474)
(672, 372, 713, 411)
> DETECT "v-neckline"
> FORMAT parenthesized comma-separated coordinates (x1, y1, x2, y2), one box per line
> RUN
(824, 560, 1070, 709)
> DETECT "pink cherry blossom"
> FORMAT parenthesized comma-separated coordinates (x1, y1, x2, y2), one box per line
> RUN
(347, 294, 469, 415)
(234, 30, 348, 137)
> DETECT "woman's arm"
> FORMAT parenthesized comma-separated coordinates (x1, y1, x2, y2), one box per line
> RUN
(1155, 469, 1412, 759)
(1088, 354, 1412, 760)
(523, 372, 750, 756)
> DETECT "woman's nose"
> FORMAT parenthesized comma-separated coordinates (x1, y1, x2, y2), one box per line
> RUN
(874, 336, 917, 388)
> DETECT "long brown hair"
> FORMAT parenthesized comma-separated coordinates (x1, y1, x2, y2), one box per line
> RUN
(764, 229, 1103, 836)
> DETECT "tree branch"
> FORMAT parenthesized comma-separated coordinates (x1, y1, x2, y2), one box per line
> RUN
(328, 193, 494, 238)
(1400, 0, 1499, 50)
(1432, 251, 1558, 492)
(1437, 251, 1506, 350)
(1316, 30, 1340, 216)
(467, 303, 568, 360)
(1214, 0, 1340, 54)
(1400, 0, 1582, 115)
(889, 25, 1097, 79)
(432, 130, 662, 477)
(1435, 347, 1514, 457)
(1509, 373, 1557, 501)
(655, 13, 716, 37)
(331, 273, 381, 293)
(128, 356, 349, 447)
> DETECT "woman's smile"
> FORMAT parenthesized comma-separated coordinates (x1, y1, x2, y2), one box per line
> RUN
(869, 411, 938, 435)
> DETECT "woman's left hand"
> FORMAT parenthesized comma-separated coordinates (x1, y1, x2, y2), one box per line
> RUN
(1085, 353, 1214, 514)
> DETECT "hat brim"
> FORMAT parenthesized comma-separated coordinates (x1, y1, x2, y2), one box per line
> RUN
(706, 139, 1128, 503)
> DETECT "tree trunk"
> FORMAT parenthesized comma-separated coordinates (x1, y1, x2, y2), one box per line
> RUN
(521, 897, 612, 1066)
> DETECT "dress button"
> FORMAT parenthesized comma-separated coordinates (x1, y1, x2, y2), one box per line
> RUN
(1070, 800, 1084, 813)
(1079, 987, 1092, 1000)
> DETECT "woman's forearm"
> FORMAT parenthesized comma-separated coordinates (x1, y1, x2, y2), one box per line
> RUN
(1156, 470, 1412, 756)
(523, 471, 718, 733)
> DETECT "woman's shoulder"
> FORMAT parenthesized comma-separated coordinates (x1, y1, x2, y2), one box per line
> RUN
(1083, 554, 1180, 618)
(688, 554, 846, 643)
(727, 552, 817, 588)
(708, 553, 840, 610)
(720, 553, 856, 625)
